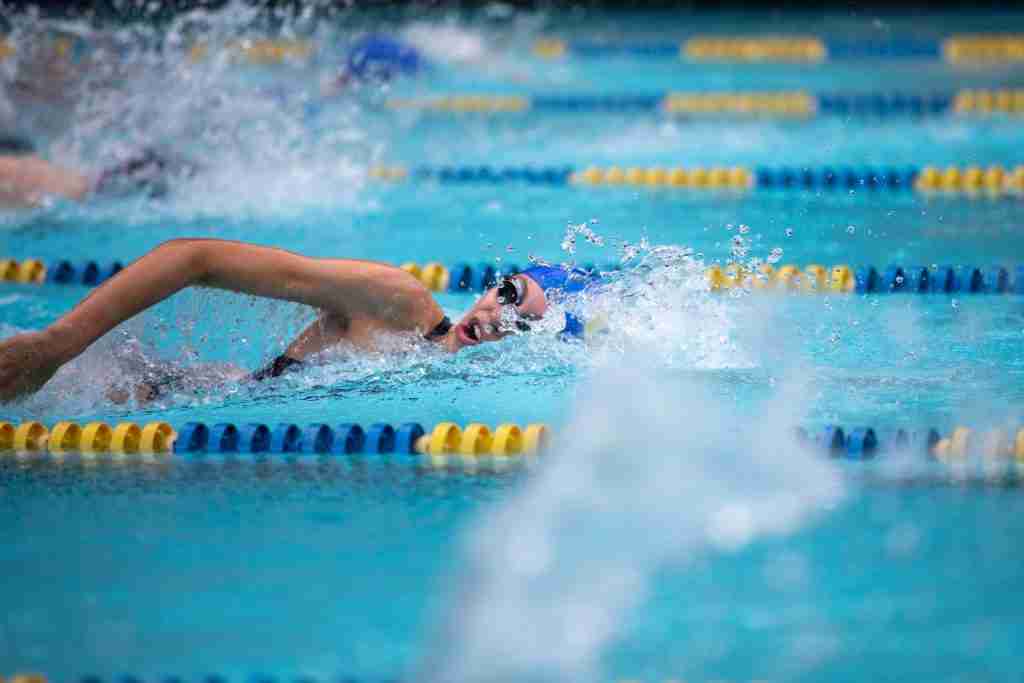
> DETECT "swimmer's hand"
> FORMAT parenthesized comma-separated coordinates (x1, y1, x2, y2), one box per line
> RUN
(0, 331, 65, 402)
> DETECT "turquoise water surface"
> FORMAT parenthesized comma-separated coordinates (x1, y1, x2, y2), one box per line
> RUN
(2, 8, 1024, 682)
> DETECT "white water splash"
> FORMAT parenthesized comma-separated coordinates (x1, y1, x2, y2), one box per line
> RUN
(418, 359, 844, 683)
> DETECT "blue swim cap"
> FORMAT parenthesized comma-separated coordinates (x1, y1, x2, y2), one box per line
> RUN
(520, 265, 603, 339)
(346, 35, 422, 80)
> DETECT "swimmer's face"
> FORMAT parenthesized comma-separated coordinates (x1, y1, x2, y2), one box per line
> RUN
(451, 275, 547, 349)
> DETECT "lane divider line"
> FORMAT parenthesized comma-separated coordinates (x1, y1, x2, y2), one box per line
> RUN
(4, 421, 1024, 462)
(5, 259, 1024, 295)
(364, 164, 1024, 195)
(531, 35, 1024, 64)
(386, 90, 1024, 117)
(0, 421, 550, 457)
(4, 34, 1024, 67)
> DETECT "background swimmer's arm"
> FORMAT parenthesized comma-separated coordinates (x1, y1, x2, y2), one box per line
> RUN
(0, 155, 92, 207)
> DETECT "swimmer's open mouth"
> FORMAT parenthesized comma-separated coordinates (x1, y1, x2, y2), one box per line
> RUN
(457, 320, 482, 345)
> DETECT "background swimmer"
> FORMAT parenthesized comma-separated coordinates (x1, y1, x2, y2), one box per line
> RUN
(0, 239, 595, 402)
(0, 148, 199, 208)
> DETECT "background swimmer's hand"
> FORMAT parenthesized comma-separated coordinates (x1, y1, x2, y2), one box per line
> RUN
(0, 331, 64, 401)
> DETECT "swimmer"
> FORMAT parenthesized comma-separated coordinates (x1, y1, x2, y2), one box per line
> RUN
(321, 34, 423, 97)
(0, 148, 199, 208)
(0, 239, 597, 402)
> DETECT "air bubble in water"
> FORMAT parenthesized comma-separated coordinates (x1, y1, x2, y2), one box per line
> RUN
(768, 247, 783, 264)
(951, 299, 959, 309)
(730, 235, 749, 260)
(785, 228, 794, 238)
(561, 221, 605, 255)
(846, 225, 856, 234)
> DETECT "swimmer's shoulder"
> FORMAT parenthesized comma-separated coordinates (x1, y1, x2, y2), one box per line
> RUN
(318, 257, 441, 327)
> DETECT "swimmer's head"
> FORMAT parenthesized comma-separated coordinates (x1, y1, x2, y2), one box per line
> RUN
(93, 148, 200, 199)
(448, 265, 599, 350)
(336, 35, 422, 87)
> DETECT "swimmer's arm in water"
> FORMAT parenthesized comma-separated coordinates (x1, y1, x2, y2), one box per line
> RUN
(0, 155, 92, 208)
(0, 239, 440, 400)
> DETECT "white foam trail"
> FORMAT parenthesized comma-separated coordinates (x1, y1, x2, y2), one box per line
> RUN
(0, 4, 376, 218)
(401, 21, 488, 64)
(418, 361, 844, 683)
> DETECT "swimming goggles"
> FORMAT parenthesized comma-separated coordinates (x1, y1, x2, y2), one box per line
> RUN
(495, 276, 526, 306)
(494, 276, 532, 332)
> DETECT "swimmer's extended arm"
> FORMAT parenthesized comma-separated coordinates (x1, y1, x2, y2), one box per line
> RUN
(0, 239, 437, 400)
(0, 155, 92, 208)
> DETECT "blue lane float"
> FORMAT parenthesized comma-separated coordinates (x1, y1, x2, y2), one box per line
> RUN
(395, 423, 426, 455)
(238, 424, 271, 453)
(209, 423, 239, 452)
(792, 425, 952, 460)
(44, 260, 123, 285)
(301, 423, 334, 454)
(333, 424, 365, 454)
(754, 166, 920, 190)
(846, 428, 879, 459)
(364, 423, 395, 454)
(174, 422, 425, 455)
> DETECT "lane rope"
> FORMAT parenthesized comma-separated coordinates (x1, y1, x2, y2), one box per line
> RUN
(4, 34, 1023, 66)
(531, 35, 1024, 64)
(0, 421, 550, 457)
(5, 259, 1024, 296)
(386, 90, 1024, 117)
(4, 421, 1024, 462)
(367, 164, 1024, 196)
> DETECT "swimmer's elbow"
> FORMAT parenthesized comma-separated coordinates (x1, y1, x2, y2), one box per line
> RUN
(155, 238, 211, 284)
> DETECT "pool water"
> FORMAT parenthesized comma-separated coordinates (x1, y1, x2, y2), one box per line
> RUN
(3, 8, 1024, 682)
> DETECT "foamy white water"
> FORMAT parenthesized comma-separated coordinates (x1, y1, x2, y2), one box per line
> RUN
(418, 360, 845, 682)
